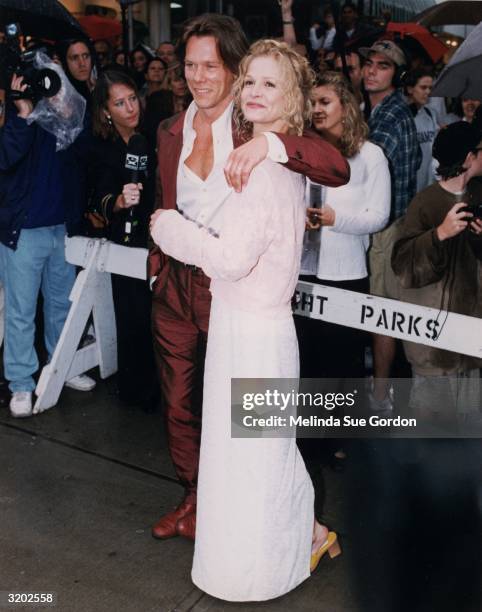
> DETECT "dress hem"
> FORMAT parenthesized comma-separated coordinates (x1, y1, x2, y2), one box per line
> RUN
(191, 568, 311, 603)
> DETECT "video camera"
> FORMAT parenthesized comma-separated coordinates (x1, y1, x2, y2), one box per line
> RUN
(0, 22, 61, 103)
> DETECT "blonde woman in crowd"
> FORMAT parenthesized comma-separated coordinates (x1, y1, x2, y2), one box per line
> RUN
(297, 71, 390, 470)
(300, 71, 390, 383)
(151, 39, 340, 602)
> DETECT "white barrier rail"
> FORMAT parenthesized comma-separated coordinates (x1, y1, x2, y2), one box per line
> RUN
(294, 281, 482, 359)
(33, 237, 482, 412)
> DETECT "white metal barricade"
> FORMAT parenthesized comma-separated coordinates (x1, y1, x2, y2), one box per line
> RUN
(294, 281, 482, 359)
(34, 237, 146, 413)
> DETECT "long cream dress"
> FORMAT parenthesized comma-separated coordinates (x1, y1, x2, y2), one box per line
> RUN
(151, 160, 314, 601)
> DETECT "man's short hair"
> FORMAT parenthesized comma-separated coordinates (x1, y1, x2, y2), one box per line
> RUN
(177, 13, 249, 76)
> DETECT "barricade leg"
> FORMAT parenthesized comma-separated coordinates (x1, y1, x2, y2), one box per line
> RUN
(34, 240, 117, 414)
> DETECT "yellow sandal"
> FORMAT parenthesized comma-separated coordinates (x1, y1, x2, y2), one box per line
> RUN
(310, 531, 341, 573)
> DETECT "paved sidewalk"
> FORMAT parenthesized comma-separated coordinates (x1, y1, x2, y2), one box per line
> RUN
(0, 379, 356, 612)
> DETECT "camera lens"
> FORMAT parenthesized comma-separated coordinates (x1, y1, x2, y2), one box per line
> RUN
(6, 23, 19, 37)
(34, 68, 62, 98)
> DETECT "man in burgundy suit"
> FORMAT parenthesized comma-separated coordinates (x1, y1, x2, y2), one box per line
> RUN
(149, 14, 350, 541)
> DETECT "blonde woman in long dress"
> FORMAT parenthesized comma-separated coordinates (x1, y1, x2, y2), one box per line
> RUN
(150, 40, 340, 602)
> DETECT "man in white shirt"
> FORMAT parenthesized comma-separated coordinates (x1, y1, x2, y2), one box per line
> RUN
(148, 13, 350, 542)
(309, 8, 336, 53)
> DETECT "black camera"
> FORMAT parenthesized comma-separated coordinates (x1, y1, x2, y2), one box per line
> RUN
(0, 23, 61, 103)
(460, 203, 482, 224)
(468, 203, 482, 220)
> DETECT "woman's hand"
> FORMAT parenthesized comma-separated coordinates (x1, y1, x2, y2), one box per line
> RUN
(280, 0, 293, 16)
(306, 205, 336, 230)
(11, 74, 34, 118)
(114, 182, 143, 212)
(224, 134, 268, 193)
(149, 208, 165, 234)
(436, 202, 472, 241)
(85, 211, 106, 229)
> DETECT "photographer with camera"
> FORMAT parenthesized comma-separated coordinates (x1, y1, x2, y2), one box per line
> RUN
(392, 121, 482, 417)
(0, 67, 95, 418)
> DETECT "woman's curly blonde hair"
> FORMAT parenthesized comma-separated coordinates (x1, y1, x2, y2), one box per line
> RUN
(313, 71, 368, 158)
(233, 39, 315, 139)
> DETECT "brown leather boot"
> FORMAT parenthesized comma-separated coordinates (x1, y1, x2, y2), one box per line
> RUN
(176, 511, 196, 540)
(151, 500, 195, 539)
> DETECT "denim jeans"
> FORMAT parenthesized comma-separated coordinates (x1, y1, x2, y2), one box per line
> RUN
(0, 225, 75, 392)
(0, 280, 4, 348)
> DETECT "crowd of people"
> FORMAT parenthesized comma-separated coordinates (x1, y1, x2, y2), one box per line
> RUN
(0, 2, 481, 609)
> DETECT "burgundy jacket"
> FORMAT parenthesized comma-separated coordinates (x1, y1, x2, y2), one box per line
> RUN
(148, 110, 350, 282)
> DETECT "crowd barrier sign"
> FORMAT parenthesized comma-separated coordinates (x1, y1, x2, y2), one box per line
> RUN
(294, 281, 482, 358)
(33, 237, 482, 413)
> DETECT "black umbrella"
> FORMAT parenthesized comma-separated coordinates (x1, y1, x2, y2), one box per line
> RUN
(431, 21, 482, 99)
(415, 0, 482, 27)
(0, 0, 85, 41)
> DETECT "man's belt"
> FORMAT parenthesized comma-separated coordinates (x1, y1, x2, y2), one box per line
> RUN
(170, 257, 203, 274)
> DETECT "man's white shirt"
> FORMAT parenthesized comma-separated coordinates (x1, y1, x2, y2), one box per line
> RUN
(176, 100, 288, 236)
(150, 100, 289, 288)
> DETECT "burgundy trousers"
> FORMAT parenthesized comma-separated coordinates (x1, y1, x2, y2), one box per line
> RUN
(151, 259, 211, 504)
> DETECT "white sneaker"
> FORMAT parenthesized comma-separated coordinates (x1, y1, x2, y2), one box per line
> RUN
(10, 392, 33, 418)
(368, 392, 393, 414)
(65, 375, 96, 392)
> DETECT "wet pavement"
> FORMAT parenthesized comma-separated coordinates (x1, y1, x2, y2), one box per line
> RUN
(0, 376, 356, 612)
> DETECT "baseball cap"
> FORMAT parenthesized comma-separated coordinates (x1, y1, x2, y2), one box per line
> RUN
(359, 40, 406, 67)
(432, 121, 482, 168)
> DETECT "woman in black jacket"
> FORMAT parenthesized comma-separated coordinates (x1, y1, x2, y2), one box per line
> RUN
(90, 70, 158, 410)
